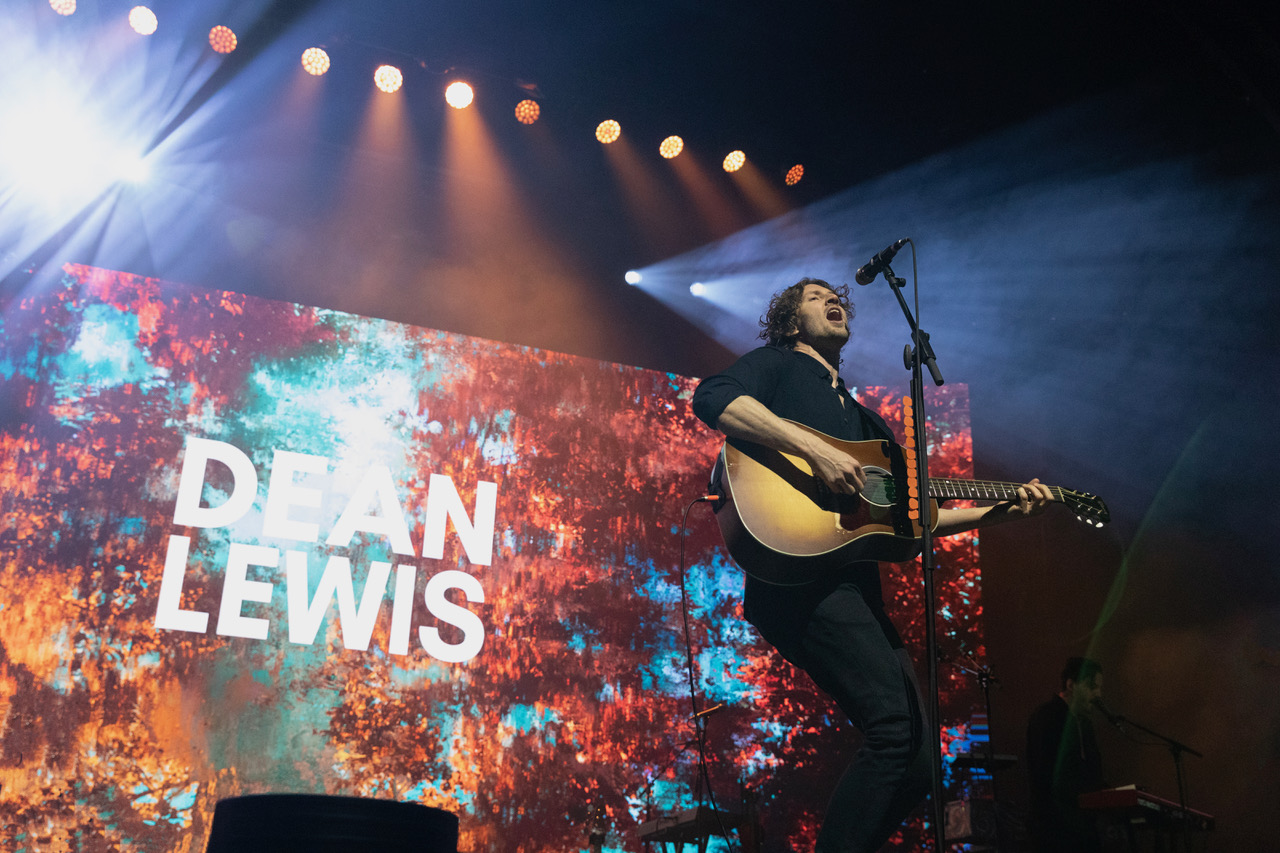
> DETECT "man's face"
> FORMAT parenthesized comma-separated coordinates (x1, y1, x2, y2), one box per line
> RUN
(792, 284, 850, 349)
(1067, 673, 1103, 714)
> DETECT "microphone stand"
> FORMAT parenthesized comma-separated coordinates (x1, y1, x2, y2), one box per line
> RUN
(951, 656, 1007, 852)
(1100, 708, 1203, 850)
(881, 262, 948, 851)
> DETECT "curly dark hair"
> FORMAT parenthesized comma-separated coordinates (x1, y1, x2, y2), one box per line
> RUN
(1060, 657, 1103, 689)
(758, 277, 854, 348)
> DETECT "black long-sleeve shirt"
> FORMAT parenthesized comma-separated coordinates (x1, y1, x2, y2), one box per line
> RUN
(692, 345, 900, 625)
(691, 345, 894, 446)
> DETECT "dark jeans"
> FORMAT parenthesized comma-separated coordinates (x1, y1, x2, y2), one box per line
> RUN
(746, 579, 933, 853)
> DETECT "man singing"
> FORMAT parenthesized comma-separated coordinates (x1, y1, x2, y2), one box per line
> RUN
(691, 277, 1054, 852)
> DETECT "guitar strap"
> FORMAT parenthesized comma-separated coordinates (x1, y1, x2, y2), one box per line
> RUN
(847, 388, 895, 445)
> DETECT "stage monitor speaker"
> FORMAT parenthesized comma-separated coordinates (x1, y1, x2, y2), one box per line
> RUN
(204, 794, 459, 852)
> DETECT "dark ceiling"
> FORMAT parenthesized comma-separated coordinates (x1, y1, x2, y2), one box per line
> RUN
(6, 0, 1277, 377)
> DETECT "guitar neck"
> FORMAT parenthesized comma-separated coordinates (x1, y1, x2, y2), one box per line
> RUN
(930, 478, 1063, 503)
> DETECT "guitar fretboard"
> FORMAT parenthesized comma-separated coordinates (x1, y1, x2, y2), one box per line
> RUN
(929, 478, 1065, 503)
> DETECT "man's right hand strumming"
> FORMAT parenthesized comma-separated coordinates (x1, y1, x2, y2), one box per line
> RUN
(715, 394, 866, 496)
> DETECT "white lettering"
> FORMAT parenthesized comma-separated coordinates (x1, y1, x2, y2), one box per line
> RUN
(326, 463, 415, 556)
(172, 438, 257, 528)
(153, 534, 209, 633)
(263, 450, 329, 542)
(216, 543, 278, 640)
(419, 569, 485, 662)
(284, 551, 390, 651)
(422, 475, 497, 565)
(389, 564, 417, 656)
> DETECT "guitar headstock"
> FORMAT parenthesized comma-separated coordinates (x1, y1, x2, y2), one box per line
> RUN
(1060, 488, 1110, 527)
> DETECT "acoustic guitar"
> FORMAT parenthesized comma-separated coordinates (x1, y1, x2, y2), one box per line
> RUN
(708, 420, 1109, 585)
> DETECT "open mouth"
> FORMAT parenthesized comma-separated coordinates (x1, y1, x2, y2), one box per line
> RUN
(826, 307, 843, 322)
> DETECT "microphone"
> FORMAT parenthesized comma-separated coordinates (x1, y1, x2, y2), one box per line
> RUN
(855, 237, 910, 285)
(1092, 698, 1123, 726)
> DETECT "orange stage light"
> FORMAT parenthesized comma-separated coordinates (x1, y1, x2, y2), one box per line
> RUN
(445, 81, 474, 109)
(128, 6, 157, 35)
(659, 136, 684, 159)
(722, 150, 745, 172)
(596, 120, 621, 144)
(785, 164, 804, 186)
(209, 25, 237, 54)
(301, 47, 330, 76)
(514, 99, 540, 125)
(49, 0, 76, 15)
(374, 65, 403, 94)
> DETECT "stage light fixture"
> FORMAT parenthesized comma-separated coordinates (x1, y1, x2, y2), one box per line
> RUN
(445, 81, 474, 109)
(624, 270, 642, 285)
(209, 25, 237, 54)
(659, 136, 684, 159)
(49, 0, 76, 15)
(128, 6, 157, 35)
(689, 282, 706, 296)
(723, 150, 745, 172)
(514, 99, 540, 125)
(785, 164, 804, 186)
(1, 87, 150, 204)
(596, 120, 621, 144)
(301, 47, 330, 76)
(374, 65, 403, 94)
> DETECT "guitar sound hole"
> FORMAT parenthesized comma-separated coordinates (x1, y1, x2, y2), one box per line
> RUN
(861, 469, 895, 508)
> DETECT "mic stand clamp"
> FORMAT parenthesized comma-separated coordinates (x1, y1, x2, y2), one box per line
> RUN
(884, 266, 944, 387)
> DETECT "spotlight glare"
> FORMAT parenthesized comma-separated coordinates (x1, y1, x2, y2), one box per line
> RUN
(118, 153, 150, 184)
(624, 270, 642, 285)
(209, 25, 237, 54)
(128, 6, 157, 35)
(49, 0, 76, 15)
(596, 120, 621, 144)
(689, 282, 706, 297)
(723, 150, 745, 172)
(659, 136, 684, 159)
(301, 47, 330, 76)
(445, 81, 474, 109)
(374, 65, 403, 94)
(0, 85, 148, 205)
(785, 164, 804, 186)
(514, 99, 540, 124)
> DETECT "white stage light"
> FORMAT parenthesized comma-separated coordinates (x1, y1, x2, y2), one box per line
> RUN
(117, 153, 151, 184)
(624, 270, 642, 285)
(689, 282, 706, 296)
(0, 85, 151, 207)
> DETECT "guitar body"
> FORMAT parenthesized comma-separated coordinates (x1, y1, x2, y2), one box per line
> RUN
(710, 423, 935, 586)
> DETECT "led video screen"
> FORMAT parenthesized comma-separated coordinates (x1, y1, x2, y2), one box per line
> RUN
(0, 264, 982, 851)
